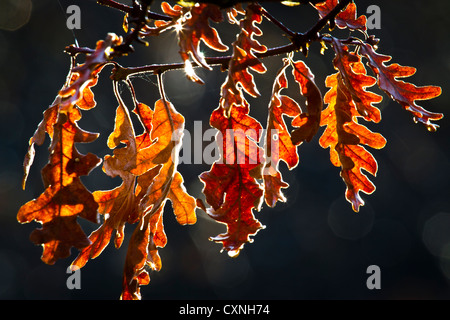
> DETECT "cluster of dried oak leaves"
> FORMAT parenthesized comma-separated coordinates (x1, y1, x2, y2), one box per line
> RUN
(18, 0, 442, 299)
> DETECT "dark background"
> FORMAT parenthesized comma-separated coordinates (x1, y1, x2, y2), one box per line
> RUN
(0, 0, 449, 300)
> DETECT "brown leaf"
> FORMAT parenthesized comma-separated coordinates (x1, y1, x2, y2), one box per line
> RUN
(360, 43, 443, 131)
(290, 59, 323, 144)
(150, 2, 228, 83)
(59, 34, 121, 113)
(116, 96, 195, 299)
(315, 0, 367, 31)
(220, 3, 267, 112)
(263, 59, 301, 207)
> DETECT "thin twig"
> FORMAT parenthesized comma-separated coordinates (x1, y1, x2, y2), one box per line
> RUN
(260, 6, 296, 37)
(110, 36, 368, 82)
(289, 0, 352, 54)
(97, 0, 358, 81)
(97, 0, 133, 13)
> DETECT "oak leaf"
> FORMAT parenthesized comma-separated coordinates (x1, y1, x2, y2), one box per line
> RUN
(68, 88, 196, 299)
(59, 33, 121, 113)
(320, 71, 386, 212)
(71, 94, 144, 268)
(262, 57, 322, 207)
(315, 0, 367, 31)
(263, 59, 300, 207)
(120, 98, 196, 299)
(220, 3, 267, 112)
(18, 108, 101, 264)
(148, 2, 228, 83)
(360, 43, 443, 131)
(200, 104, 264, 257)
(290, 59, 323, 144)
(22, 34, 121, 189)
(319, 39, 387, 211)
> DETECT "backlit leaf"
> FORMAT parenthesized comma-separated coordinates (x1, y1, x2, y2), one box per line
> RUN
(263, 59, 300, 207)
(18, 109, 101, 264)
(290, 59, 323, 144)
(360, 43, 443, 131)
(200, 103, 265, 257)
(220, 3, 267, 112)
(314, 0, 367, 31)
(319, 71, 386, 212)
(319, 39, 386, 211)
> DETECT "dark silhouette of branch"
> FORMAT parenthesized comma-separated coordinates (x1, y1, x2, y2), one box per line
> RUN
(107, 0, 354, 79)
(64, 0, 357, 80)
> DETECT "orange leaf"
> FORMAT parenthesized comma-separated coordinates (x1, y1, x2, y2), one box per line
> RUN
(178, 3, 229, 68)
(120, 206, 164, 300)
(330, 38, 382, 123)
(22, 103, 59, 189)
(168, 172, 197, 225)
(118, 96, 195, 299)
(320, 72, 386, 212)
(131, 99, 185, 176)
(18, 109, 101, 264)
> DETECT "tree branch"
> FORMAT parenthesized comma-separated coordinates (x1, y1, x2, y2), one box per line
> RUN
(109, 36, 367, 81)
(290, 0, 352, 54)
(77, 0, 359, 81)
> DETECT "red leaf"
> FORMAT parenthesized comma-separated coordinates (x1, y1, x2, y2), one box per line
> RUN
(331, 38, 382, 123)
(200, 162, 264, 257)
(262, 57, 322, 207)
(200, 103, 264, 256)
